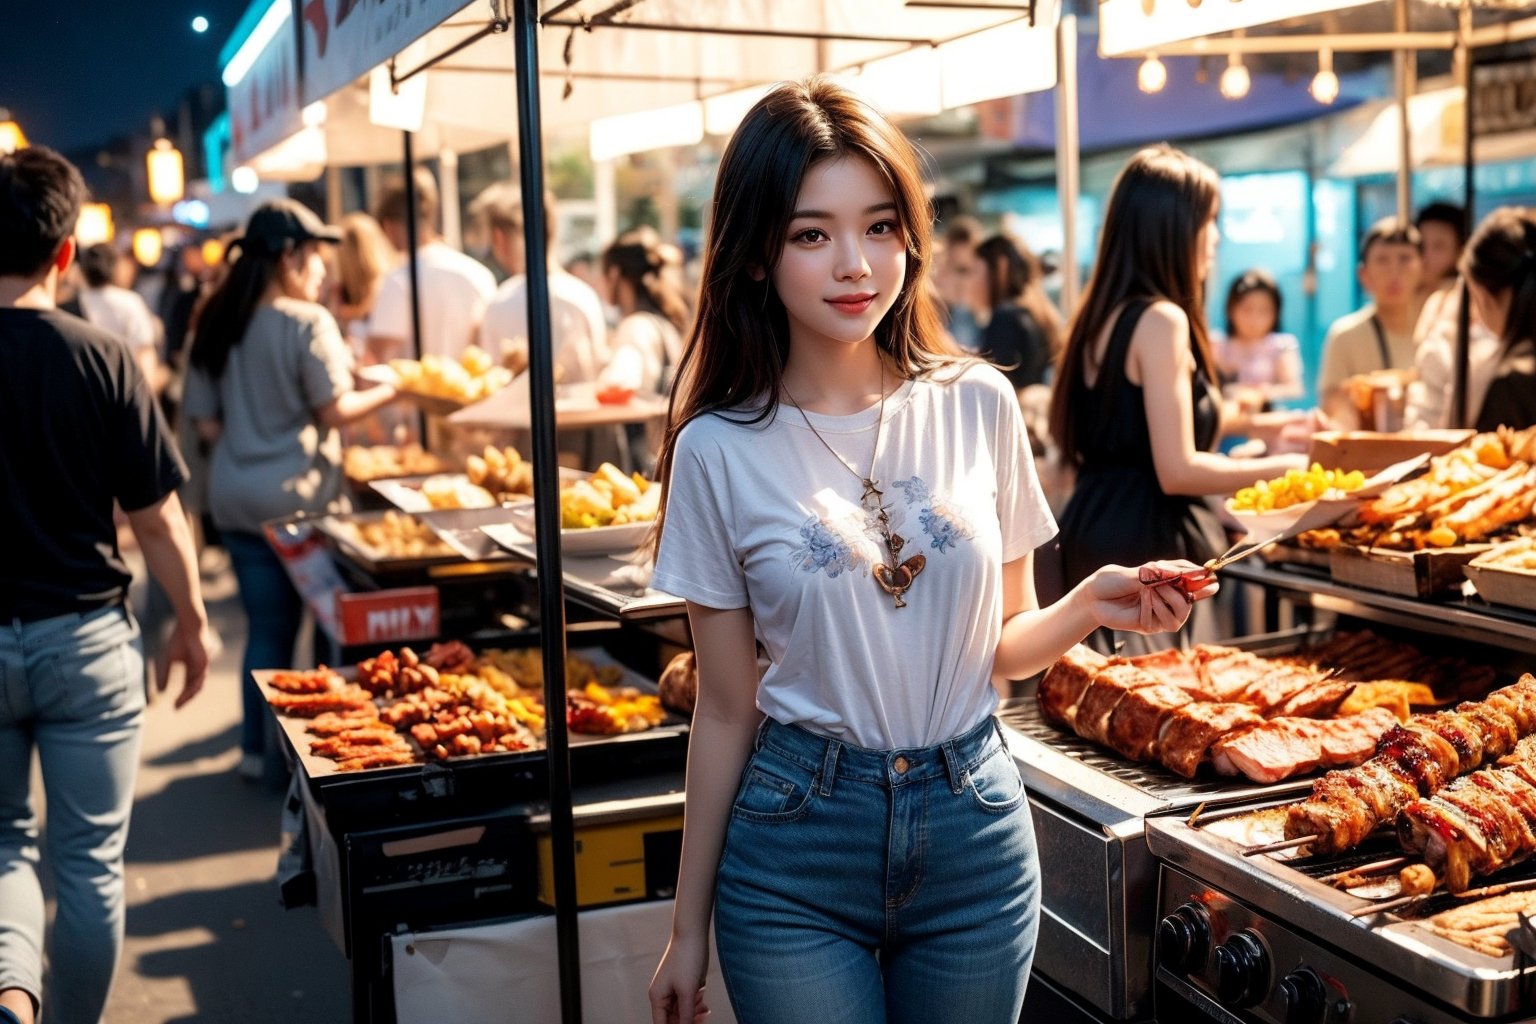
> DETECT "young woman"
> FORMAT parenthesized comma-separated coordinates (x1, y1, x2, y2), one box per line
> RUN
(975, 232, 1063, 390)
(1213, 269, 1303, 410)
(184, 200, 399, 781)
(597, 226, 691, 395)
(646, 79, 1215, 1024)
(1462, 206, 1536, 431)
(1048, 145, 1303, 652)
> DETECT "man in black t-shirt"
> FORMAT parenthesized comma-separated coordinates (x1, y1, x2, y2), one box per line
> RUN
(0, 147, 214, 1024)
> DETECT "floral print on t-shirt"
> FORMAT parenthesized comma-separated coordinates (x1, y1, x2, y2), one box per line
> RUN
(789, 475, 974, 578)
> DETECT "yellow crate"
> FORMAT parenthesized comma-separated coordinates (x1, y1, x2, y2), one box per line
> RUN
(537, 813, 683, 908)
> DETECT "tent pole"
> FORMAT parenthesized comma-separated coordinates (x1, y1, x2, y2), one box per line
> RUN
(402, 131, 423, 363)
(1054, 13, 1080, 317)
(1454, 0, 1476, 428)
(1394, 0, 1413, 223)
(512, 2, 582, 1023)
(440, 148, 462, 251)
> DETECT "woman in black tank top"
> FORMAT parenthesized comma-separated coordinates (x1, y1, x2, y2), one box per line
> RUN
(1048, 146, 1307, 653)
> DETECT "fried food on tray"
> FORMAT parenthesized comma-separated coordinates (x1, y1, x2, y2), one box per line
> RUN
(1476, 536, 1536, 571)
(419, 474, 496, 510)
(267, 686, 375, 717)
(560, 462, 661, 529)
(1231, 464, 1367, 513)
(268, 667, 345, 693)
(389, 345, 512, 404)
(465, 445, 534, 501)
(343, 444, 451, 482)
(1424, 889, 1536, 958)
(333, 511, 455, 559)
(1398, 863, 1437, 896)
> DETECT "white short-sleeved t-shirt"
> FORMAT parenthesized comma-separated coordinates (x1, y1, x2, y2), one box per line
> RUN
(371, 242, 497, 362)
(652, 364, 1058, 750)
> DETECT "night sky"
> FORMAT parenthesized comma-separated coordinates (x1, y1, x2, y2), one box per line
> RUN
(1, 0, 251, 153)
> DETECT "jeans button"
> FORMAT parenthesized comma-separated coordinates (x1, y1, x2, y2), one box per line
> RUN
(893, 755, 910, 774)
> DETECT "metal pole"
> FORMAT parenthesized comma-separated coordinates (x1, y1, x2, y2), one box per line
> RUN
(440, 148, 462, 251)
(402, 131, 423, 362)
(1054, 13, 1080, 317)
(512, 2, 582, 1023)
(1393, 0, 1414, 223)
(1454, 0, 1476, 428)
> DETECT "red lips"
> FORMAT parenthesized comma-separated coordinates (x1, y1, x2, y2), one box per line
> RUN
(826, 292, 876, 314)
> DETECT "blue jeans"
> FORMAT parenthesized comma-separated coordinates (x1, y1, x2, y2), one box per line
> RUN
(223, 531, 305, 760)
(0, 605, 146, 1024)
(714, 715, 1040, 1024)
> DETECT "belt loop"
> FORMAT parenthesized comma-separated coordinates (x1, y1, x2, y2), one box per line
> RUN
(818, 738, 840, 796)
(753, 716, 771, 752)
(942, 737, 966, 794)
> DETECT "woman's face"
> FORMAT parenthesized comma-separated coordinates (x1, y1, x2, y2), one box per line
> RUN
(1229, 290, 1278, 342)
(281, 242, 328, 303)
(770, 154, 907, 354)
(1468, 277, 1511, 338)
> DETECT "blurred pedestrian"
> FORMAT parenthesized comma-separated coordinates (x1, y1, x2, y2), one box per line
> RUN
(1460, 206, 1536, 431)
(597, 227, 690, 395)
(1048, 144, 1306, 652)
(77, 241, 164, 394)
(184, 199, 400, 783)
(933, 214, 985, 351)
(1317, 218, 1423, 427)
(1417, 201, 1467, 297)
(1212, 269, 1303, 412)
(369, 168, 496, 364)
(0, 146, 214, 1024)
(974, 232, 1062, 390)
(334, 210, 398, 355)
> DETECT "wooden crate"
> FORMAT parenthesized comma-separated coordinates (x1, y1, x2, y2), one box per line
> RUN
(1463, 561, 1536, 612)
(1307, 430, 1473, 473)
(1329, 544, 1490, 599)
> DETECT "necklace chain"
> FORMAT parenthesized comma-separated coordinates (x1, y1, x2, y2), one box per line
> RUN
(782, 374, 923, 608)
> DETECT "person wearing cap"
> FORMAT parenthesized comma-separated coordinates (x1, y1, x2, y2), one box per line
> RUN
(1, 147, 216, 1024)
(183, 198, 400, 783)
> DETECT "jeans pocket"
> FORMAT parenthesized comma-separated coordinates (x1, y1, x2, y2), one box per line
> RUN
(47, 635, 145, 721)
(966, 747, 1026, 814)
(731, 756, 816, 824)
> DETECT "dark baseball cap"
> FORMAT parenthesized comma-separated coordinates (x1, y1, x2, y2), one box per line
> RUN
(235, 198, 341, 254)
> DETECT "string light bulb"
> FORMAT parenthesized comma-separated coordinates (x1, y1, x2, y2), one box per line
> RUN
(1310, 48, 1340, 105)
(1219, 53, 1251, 100)
(1138, 54, 1169, 94)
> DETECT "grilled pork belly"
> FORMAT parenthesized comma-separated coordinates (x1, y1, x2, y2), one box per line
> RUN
(1158, 702, 1266, 779)
(1210, 708, 1399, 784)
(1105, 684, 1194, 761)
(1277, 681, 1357, 719)
(1077, 663, 1162, 746)
(1399, 746, 1536, 892)
(1038, 645, 1109, 729)
(1127, 650, 1217, 701)
(1191, 646, 1272, 702)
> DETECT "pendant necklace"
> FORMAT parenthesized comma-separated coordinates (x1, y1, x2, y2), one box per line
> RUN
(783, 374, 925, 608)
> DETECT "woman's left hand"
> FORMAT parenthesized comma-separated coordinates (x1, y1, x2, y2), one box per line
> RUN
(1087, 560, 1220, 635)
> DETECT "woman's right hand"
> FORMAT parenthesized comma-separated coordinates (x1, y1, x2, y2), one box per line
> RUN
(649, 933, 712, 1024)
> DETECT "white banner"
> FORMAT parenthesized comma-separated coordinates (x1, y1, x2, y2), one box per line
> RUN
(301, 0, 470, 106)
(229, 3, 303, 167)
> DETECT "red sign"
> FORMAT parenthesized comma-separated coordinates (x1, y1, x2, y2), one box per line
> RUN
(338, 587, 440, 644)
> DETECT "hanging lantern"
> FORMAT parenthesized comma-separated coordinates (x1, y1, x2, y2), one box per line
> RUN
(1219, 53, 1251, 100)
(1310, 48, 1341, 105)
(76, 203, 115, 247)
(146, 138, 185, 206)
(132, 228, 164, 267)
(1138, 54, 1170, 93)
(0, 108, 26, 155)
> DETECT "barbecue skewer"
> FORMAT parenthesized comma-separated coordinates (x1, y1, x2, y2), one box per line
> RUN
(1243, 834, 1318, 856)
(1319, 857, 1409, 884)
(1350, 877, 1536, 919)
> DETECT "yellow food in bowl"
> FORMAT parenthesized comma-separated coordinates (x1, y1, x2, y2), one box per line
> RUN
(1231, 464, 1367, 513)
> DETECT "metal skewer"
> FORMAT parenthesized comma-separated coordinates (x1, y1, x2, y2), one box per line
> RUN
(1243, 834, 1319, 856)
(1351, 876, 1536, 920)
(1351, 892, 1425, 918)
(1320, 857, 1410, 884)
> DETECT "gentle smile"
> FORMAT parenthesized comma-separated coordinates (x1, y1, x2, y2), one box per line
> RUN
(826, 293, 876, 313)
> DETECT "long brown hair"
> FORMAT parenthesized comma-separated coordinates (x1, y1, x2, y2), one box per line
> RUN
(1462, 206, 1536, 353)
(1048, 144, 1220, 464)
(601, 227, 690, 332)
(652, 76, 956, 543)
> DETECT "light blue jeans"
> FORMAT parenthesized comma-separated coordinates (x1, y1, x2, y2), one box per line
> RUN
(0, 605, 145, 1024)
(713, 715, 1040, 1024)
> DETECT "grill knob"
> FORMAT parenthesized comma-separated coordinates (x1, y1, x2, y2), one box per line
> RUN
(1279, 967, 1329, 1024)
(1214, 930, 1270, 1008)
(1156, 902, 1211, 974)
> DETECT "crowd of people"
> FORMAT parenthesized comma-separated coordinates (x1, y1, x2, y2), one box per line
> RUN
(6, 73, 1536, 1024)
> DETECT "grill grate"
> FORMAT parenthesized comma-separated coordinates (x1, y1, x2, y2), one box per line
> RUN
(997, 699, 1308, 806)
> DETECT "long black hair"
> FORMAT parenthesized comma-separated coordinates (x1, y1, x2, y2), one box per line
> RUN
(1462, 206, 1536, 353)
(188, 240, 286, 380)
(601, 228, 690, 332)
(652, 76, 958, 544)
(1223, 268, 1283, 339)
(1048, 144, 1220, 465)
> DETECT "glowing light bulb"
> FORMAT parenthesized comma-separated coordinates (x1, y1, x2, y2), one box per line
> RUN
(1138, 55, 1169, 94)
(1310, 48, 1339, 105)
(1219, 55, 1251, 100)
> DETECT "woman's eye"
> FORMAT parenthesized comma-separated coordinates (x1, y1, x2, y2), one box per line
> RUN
(793, 228, 828, 244)
(869, 220, 899, 237)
